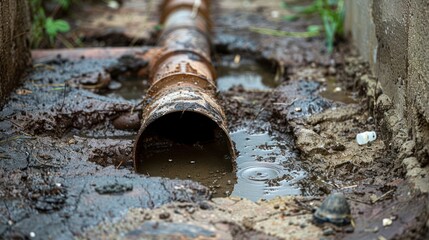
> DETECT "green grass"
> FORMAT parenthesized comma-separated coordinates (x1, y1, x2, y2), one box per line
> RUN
(283, 0, 345, 53)
(30, 0, 74, 48)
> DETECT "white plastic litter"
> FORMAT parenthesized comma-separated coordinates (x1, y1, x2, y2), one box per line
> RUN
(356, 131, 377, 145)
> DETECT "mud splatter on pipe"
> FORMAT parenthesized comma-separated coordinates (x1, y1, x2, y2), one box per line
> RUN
(133, 0, 235, 172)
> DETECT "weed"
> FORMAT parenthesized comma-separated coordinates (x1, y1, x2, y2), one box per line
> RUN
(30, 0, 74, 48)
(283, 0, 345, 53)
(45, 17, 70, 44)
(249, 25, 321, 38)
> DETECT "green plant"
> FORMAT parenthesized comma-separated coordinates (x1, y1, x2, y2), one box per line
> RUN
(45, 17, 70, 43)
(249, 25, 321, 38)
(30, 0, 73, 48)
(283, 0, 345, 53)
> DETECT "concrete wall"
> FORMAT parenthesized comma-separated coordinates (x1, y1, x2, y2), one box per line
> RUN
(0, 0, 32, 107)
(345, 0, 429, 165)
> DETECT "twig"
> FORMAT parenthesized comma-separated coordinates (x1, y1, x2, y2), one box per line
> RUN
(371, 189, 395, 204)
(116, 160, 124, 169)
(0, 135, 34, 144)
(32, 154, 62, 168)
(60, 82, 68, 111)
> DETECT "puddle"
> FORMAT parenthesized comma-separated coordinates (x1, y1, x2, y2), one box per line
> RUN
(230, 129, 306, 201)
(136, 126, 305, 200)
(216, 55, 280, 92)
(320, 77, 356, 104)
(104, 76, 149, 100)
(137, 141, 236, 197)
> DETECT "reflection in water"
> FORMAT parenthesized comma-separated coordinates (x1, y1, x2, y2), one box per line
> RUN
(216, 56, 279, 92)
(231, 129, 306, 201)
(320, 77, 356, 104)
(137, 140, 235, 197)
(105, 76, 148, 100)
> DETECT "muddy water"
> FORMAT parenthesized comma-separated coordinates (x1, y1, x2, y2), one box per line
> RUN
(136, 127, 305, 200)
(216, 56, 279, 92)
(137, 141, 236, 197)
(320, 77, 356, 104)
(105, 76, 148, 100)
(231, 129, 305, 201)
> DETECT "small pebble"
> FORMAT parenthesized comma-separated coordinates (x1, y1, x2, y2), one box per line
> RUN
(186, 207, 195, 214)
(273, 204, 280, 210)
(29, 232, 36, 238)
(190, 160, 195, 164)
(143, 214, 152, 220)
(313, 124, 321, 133)
(323, 228, 334, 236)
(294, 107, 302, 112)
(300, 223, 306, 228)
(283, 211, 291, 216)
(345, 226, 354, 233)
(199, 202, 211, 210)
(159, 212, 170, 220)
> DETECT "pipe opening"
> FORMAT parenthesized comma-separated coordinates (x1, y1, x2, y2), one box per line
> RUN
(134, 111, 235, 193)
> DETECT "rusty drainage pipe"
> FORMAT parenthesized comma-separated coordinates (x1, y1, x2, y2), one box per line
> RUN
(133, 0, 235, 172)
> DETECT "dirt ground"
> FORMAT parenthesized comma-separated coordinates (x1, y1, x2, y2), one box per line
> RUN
(1, 0, 428, 239)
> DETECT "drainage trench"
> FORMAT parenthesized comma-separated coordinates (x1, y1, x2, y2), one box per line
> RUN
(133, 0, 236, 193)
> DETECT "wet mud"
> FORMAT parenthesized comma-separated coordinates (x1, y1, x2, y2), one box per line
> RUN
(1, 0, 428, 239)
(0, 54, 211, 239)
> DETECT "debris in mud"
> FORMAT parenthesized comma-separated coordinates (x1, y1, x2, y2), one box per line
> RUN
(382, 218, 393, 227)
(356, 131, 377, 145)
(31, 184, 67, 213)
(125, 221, 216, 239)
(112, 112, 141, 130)
(95, 182, 133, 194)
(81, 196, 323, 239)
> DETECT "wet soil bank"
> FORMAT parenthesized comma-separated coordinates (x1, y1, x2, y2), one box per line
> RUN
(1, 0, 428, 239)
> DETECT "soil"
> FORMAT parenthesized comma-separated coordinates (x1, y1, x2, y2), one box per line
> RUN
(1, 0, 428, 239)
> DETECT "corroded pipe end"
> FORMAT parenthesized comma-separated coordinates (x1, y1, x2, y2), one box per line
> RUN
(133, 87, 236, 173)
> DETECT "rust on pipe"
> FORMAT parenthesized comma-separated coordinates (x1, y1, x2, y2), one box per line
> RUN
(134, 0, 235, 172)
